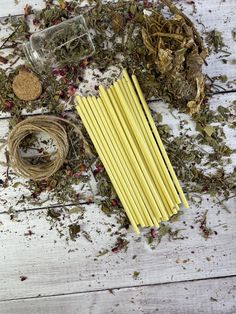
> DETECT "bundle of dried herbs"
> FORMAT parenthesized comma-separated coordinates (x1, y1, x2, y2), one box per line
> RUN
(83, 0, 207, 113)
(141, 0, 208, 114)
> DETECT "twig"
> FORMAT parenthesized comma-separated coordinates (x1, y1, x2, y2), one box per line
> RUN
(9, 56, 20, 67)
(216, 195, 236, 205)
(0, 27, 19, 50)
(0, 56, 8, 64)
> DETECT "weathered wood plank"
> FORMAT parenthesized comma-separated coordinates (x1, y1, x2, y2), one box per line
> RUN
(0, 191, 235, 301)
(1, 276, 236, 314)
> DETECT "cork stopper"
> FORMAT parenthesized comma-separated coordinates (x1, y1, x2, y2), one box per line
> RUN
(12, 70, 42, 101)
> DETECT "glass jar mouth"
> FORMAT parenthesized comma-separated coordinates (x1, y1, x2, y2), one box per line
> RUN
(22, 42, 45, 71)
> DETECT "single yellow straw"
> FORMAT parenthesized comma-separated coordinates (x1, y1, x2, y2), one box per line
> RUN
(76, 96, 140, 234)
(87, 96, 146, 227)
(131, 75, 189, 208)
(96, 96, 157, 227)
(122, 69, 181, 210)
(119, 78, 174, 217)
(114, 80, 170, 220)
(99, 85, 165, 222)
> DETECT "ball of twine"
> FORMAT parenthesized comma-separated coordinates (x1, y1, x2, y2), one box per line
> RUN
(8, 115, 90, 181)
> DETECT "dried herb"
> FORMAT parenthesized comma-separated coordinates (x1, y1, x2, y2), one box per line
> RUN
(146, 223, 185, 246)
(111, 237, 129, 253)
(80, 0, 207, 113)
(232, 29, 236, 42)
(82, 230, 92, 242)
(132, 271, 140, 279)
(97, 249, 109, 257)
(40, 17, 94, 68)
(69, 222, 80, 240)
(195, 210, 214, 240)
(20, 276, 28, 281)
(141, 0, 207, 114)
(205, 29, 226, 53)
(47, 208, 62, 220)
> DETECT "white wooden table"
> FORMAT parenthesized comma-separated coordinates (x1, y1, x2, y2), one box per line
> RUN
(0, 1, 236, 313)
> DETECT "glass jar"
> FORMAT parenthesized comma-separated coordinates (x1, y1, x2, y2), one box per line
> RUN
(23, 15, 95, 72)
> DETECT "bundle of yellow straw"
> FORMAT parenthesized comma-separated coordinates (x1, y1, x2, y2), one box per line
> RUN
(76, 70, 188, 234)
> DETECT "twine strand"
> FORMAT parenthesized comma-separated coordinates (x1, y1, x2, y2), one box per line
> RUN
(8, 115, 92, 181)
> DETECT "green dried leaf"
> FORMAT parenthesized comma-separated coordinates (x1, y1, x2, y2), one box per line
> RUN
(97, 249, 109, 257)
(203, 125, 215, 137)
(132, 271, 140, 279)
(232, 29, 236, 41)
(205, 29, 226, 53)
(69, 223, 80, 240)
(47, 208, 61, 220)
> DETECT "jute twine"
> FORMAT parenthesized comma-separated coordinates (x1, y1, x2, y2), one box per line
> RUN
(8, 115, 92, 181)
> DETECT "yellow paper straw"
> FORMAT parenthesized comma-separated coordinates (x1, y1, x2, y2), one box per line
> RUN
(122, 70, 181, 204)
(85, 96, 144, 226)
(76, 96, 140, 234)
(95, 96, 157, 227)
(131, 75, 189, 208)
(87, 95, 147, 227)
(106, 88, 160, 226)
(100, 85, 167, 222)
(119, 78, 174, 216)
(114, 80, 171, 220)
(122, 70, 181, 213)
(108, 87, 160, 225)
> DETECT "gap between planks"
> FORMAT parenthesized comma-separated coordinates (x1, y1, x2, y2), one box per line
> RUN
(0, 201, 92, 215)
(0, 273, 235, 304)
(0, 276, 235, 314)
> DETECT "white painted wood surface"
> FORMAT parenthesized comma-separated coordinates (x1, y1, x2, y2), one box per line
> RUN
(0, 194, 235, 300)
(0, 0, 44, 17)
(0, 1, 236, 313)
(1, 276, 236, 314)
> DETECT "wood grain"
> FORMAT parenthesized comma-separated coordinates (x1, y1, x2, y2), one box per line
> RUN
(0, 276, 236, 314)
(0, 192, 235, 301)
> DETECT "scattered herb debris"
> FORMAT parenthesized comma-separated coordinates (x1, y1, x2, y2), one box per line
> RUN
(231, 29, 236, 42)
(205, 29, 226, 53)
(111, 237, 129, 253)
(97, 249, 109, 257)
(47, 208, 62, 220)
(69, 223, 80, 240)
(132, 271, 140, 279)
(210, 297, 218, 302)
(195, 210, 214, 240)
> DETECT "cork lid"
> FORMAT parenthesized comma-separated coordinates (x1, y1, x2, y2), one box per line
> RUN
(12, 70, 42, 101)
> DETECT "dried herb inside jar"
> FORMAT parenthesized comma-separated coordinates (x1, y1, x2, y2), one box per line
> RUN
(40, 17, 94, 67)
